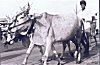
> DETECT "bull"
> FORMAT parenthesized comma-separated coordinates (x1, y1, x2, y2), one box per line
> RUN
(22, 12, 84, 65)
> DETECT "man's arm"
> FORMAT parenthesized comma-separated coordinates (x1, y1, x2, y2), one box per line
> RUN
(81, 19, 85, 33)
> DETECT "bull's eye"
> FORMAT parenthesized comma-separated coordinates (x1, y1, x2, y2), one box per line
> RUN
(20, 16, 24, 19)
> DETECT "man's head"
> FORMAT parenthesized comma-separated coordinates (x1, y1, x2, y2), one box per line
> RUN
(80, 0, 86, 11)
(95, 13, 97, 16)
(92, 16, 97, 21)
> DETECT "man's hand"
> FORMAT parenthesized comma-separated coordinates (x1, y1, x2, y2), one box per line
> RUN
(82, 18, 85, 22)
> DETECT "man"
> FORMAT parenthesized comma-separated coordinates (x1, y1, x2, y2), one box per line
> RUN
(95, 13, 99, 35)
(90, 16, 97, 46)
(77, 0, 90, 56)
(61, 0, 90, 58)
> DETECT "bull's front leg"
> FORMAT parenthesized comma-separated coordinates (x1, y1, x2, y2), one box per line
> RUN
(76, 38, 82, 63)
(42, 36, 52, 65)
(22, 35, 34, 65)
(52, 44, 59, 58)
(22, 43, 34, 65)
(74, 30, 82, 64)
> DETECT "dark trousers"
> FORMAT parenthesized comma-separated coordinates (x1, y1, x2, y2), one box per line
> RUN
(81, 32, 89, 53)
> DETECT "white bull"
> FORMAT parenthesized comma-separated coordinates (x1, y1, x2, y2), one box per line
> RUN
(22, 12, 82, 65)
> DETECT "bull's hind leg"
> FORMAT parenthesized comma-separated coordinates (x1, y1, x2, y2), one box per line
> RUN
(61, 41, 72, 58)
(60, 42, 67, 59)
(38, 46, 44, 56)
(51, 44, 61, 65)
(75, 38, 82, 64)
(52, 44, 59, 58)
(74, 30, 82, 64)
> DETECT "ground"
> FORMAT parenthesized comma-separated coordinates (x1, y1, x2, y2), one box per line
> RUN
(0, 35, 99, 65)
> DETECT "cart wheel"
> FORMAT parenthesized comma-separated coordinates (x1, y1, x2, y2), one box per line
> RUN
(21, 35, 30, 48)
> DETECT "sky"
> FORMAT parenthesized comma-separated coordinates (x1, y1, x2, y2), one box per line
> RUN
(0, 0, 99, 29)
(0, 0, 99, 18)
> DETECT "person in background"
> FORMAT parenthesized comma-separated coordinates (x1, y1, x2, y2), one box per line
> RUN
(90, 15, 97, 46)
(95, 13, 99, 35)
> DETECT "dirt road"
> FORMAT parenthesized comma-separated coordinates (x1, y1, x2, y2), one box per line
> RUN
(0, 37, 99, 65)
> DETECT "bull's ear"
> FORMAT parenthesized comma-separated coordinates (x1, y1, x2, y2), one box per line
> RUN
(20, 7, 25, 12)
(20, 16, 24, 19)
(28, 2, 30, 7)
(27, 2, 30, 10)
(6, 15, 11, 20)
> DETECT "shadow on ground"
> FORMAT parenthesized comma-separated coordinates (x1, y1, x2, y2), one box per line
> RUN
(32, 45, 98, 65)
(1, 53, 24, 61)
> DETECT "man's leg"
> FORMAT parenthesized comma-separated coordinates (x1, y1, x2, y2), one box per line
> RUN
(83, 32, 89, 55)
(93, 35, 97, 46)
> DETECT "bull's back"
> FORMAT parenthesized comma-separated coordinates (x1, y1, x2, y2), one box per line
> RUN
(32, 12, 79, 45)
(52, 13, 79, 41)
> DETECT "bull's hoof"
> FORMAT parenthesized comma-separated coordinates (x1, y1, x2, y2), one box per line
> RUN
(22, 60, 27, 65)
(69, 52, 74, 58)
(39, 59, 42, 62)
(57, 63, 60, 65)
(4, 41, 13, 45)
(57, 62, 64, 65)
(60, 57, 65, 60)
(22, 62, 27, 65)
(76, 60, 81, 64)
(4, 44, 8, 49)
(84, 52, 89, 57)
(22, 63, 27, 65)
(21, 64, 26, 65)
(9, 41, 14, 45)
(57, 62, 60, 65)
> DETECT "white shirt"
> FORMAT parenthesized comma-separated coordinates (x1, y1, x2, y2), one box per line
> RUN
(75, 2, 92, 30)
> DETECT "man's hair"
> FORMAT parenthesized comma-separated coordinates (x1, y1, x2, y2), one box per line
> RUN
(92, 16, 96, 21)
(80, 0, 86, 6)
